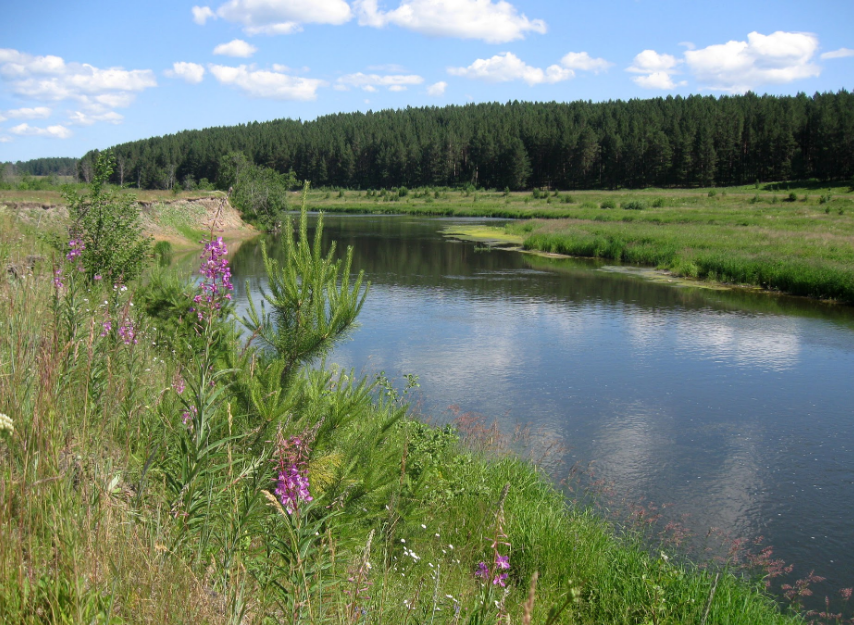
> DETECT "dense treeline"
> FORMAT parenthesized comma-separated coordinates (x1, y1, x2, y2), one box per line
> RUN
(88, 91, 854, 191)
(2, 157, 78, 177)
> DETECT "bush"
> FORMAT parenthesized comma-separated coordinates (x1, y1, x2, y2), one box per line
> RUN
(652, 197, 666, 208)
(600, 199, 617, 209)
(708, 189, 718, 198)
(152, 240, 173, 267)
(63, 152, 151, 282)
(820, 194, 833, 205)
(398, 186, 409, 197)
(787, 192, 798, 202)
(561, 194, 574, 204)
(622, 200, 647, 211)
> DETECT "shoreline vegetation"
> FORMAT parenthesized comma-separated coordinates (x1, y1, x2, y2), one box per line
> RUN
(0, 168, 817, 623)
(312, 182, 854, 305)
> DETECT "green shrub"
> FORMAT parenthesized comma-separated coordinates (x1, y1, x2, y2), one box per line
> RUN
(600, 199, 617, 209)
(820, 194, 833, 204)
(652, 197, 666, 208)
(398, 186, 409, 197)
(622, 200, 647, 211)
(560, 194, 574, 203)
(708, 189, 717, 197)
(787, 192, 798, 202)
(152, 240, 173, 267)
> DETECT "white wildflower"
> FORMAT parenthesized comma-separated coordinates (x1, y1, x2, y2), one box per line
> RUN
(0, 413, 13, 434)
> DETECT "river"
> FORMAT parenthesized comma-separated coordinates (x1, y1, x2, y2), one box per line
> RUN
(226, 214, 854, 602)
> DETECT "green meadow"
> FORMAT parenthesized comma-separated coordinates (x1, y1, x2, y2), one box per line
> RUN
(306, 182, 854, 304)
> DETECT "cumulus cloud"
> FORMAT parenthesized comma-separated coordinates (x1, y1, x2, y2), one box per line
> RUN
(213, 39, 258, 58)
(685, 31, 820, 92)
(0, 136, 11, 143)
(427, 81, 446, 96)
(68, 110, 124, 125)
(0, 49, 156, 110)
(9, 123, 72, 139)
(209, 64, 325, 100)
(213, 0, 352, 35)
(627, 50, 685, 89)
(337, 72, 424, 91)
(628, 50, 680, 74)
(165, 62, 206, 83)
(560, 51, 612, 74)
(634, 72, 681, 90)
(354, 0, 546, 44)
(4, 106, 51, 119)
(192, 5, 216, 24)
(821, 47, 854, 60)
(448, 52, 572, 86)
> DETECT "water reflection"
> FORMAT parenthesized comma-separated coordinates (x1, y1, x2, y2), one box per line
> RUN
(228, 214, 854, 599)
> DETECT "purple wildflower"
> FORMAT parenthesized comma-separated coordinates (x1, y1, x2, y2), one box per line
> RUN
(194, 236, 233, 321)
(118, 323, 137, 345)
(172, 374, 186, 395)
(53, 269, 64, 290)
(492, 573, 508, 587)
(100, 321, 112, 337)
(273, 431, 313, 515)
(495, 554, 510, 570)
(94, 274, 102, 281)
(182, 405, 197, 427)
(66, 239, 85, 262)
(475, 562, 489, 579)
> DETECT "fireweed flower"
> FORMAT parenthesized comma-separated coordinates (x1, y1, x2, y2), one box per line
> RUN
(118, 323, 137, 345)
(172, 373, 186, 395)
(53, 269, 64, 290)
(100, 321, 112, 337)
(475, 562, 489, 579)
(272, 431, 313, 515)
(194, 237, 234, 321)
(66, 239, 85, 261)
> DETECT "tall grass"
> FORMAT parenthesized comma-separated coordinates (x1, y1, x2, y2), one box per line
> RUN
(0, 206, 811, 624)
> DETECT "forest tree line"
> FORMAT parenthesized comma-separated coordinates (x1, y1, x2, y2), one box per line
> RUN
(79, 90, 854, 191)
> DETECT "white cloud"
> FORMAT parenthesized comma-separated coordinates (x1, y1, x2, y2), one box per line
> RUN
(165, 62, 206, 84)
(560, 51, 612, 74)
(337, 72, 424, 91)
(0, 49, 155, 105)
(68, 110, 124, 126)
(685, 31, 820, 92)
(0, 50, 155, 130)
(821, 47, 854, 60)
(627, 50, 680, 74)
(679, 41, 696, 50)
(427, 80, 446, 96)
(10, 123, 72, 139)
(0, 136, 11, 143)
(354, 0, 546, 44)
(209, 63, 325, 100)
(192, 5, 217, 24)
(627, 50, 684, 90)
(213, 39, 258, 58)
(633, 72, 683, 89)
(448, 52, 572, 86)
(0, 113, 5, 122)
(214, 0, 352, 35)
(4, 106, 51, 119)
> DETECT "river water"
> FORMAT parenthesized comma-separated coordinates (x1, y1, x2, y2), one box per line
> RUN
(227, 214, 854, 600)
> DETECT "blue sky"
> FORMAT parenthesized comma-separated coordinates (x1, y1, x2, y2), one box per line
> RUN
(1, 0, 852, 162)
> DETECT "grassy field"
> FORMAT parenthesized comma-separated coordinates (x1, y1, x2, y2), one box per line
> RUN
(300, 183, 854, 304)
(0, 200, 811, 624)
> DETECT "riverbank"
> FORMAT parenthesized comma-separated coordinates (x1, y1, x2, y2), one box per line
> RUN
(406, 183, 854, 304)
(0, 205, 805, 624)
(0, 190, 256, 251)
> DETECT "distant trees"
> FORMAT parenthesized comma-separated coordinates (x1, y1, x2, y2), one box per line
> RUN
(91, 91, 854, 192)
